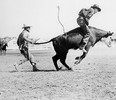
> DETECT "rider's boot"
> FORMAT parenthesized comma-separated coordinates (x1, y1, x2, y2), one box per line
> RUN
(82, 47, 87, 52)
(80, 32, 90, 53)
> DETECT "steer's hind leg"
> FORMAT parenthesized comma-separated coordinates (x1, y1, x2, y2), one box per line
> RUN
(60, 53, 72, 71)
(52, 54, 61, 71)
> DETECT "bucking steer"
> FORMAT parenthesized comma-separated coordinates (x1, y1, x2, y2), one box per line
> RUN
(35, 26, 113, 71)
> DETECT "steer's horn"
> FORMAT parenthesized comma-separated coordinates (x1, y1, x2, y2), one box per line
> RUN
(108, 31, 114, 35)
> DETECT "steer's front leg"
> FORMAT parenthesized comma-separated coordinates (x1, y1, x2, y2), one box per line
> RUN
(74, 51, 88, 65)
(74, 42, 91, 65)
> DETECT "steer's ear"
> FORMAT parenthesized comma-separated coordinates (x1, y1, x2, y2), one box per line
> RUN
(108, 31, 114, 36)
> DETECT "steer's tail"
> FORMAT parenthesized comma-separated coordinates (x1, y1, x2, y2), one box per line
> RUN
(34, 39, 53, 45)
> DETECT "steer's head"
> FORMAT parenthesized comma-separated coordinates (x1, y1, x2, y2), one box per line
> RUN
(102, 36, 113, 48)
(106, 31, 114, 37)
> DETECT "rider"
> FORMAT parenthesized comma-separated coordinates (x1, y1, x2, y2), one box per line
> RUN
(15, 24, 39, 71)
(77, 4, 101, 52)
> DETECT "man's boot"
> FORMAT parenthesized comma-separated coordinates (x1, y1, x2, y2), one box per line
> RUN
(32, 63, 39, 71)
(82, 47, 87, 53)
(80, 32, 90, 53)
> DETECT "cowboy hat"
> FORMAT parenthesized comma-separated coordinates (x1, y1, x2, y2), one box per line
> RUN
(91, 4, 101, 11)
(22, 24, 31, 29)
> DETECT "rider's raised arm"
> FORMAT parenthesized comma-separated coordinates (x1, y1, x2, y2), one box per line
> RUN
(86, 8, 95, 19)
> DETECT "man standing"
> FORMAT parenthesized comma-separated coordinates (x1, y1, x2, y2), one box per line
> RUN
(15, 24, 39, 71)
(77, 4, 101, 52)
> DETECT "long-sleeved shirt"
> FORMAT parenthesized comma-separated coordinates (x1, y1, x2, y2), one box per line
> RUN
(79, 8, 95, 21)
(17, 30, 33, 49)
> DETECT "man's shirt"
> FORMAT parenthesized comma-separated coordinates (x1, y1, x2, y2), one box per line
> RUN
(79, 8, 95, 21)
(17, 30, 29, 49)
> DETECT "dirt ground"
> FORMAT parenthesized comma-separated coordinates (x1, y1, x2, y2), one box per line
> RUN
(0, 43, 116, 100)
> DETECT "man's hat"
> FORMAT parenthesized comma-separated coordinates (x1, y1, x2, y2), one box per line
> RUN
(91, 4, 101, 12)
(22, 24, 31, 29)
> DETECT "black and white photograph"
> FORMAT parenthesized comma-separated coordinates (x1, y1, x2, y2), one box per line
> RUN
(0, 0, 116, 100)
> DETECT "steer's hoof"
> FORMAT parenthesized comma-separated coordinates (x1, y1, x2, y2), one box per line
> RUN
(56, 67, 62, 71)
(74, 60, 80, 65)
(75, 57, 80, 60)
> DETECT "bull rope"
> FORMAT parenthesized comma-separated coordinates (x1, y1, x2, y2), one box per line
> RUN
(57, 6, 65, 33)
